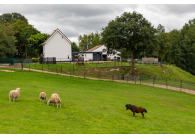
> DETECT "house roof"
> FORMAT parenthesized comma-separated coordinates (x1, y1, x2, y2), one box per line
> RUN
(86, 44, 104, 52)
(42, 28, 72, 45)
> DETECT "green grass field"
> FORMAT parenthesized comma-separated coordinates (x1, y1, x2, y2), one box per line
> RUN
(0, 69, 195, 134)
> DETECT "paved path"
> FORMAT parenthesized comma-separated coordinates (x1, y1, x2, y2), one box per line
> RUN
(1, 65, 195, 95)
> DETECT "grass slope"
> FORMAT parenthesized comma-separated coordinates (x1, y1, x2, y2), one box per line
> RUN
(0, 69, 195, 134)
(135, 64, 195, 82)
(25, 62, 195, 82)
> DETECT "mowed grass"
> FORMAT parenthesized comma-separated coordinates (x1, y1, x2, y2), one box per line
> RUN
(0, 69, 195, 134)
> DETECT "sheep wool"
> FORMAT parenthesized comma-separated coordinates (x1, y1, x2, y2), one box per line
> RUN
(9, 88, 20, 101)
(40, 92, 47, 103)
(47, 93, 61, 108)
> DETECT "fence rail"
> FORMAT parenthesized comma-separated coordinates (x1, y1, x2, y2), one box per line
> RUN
(0, 61, 195, 92)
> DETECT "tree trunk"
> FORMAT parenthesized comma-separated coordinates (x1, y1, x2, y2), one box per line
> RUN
(130, 51, 135, 73)
(25, 45, 27, 58)
(160, 55, 163, 67)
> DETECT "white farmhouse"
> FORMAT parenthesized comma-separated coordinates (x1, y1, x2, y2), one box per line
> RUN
(42, 29, 72, 61)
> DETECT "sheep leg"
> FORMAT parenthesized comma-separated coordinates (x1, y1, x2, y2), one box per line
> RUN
(133, 112, 135, 117)
(60, 103, 61, 108)
(57, 103, 58, 108)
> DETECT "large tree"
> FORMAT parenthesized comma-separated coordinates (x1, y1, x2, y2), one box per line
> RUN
(180, 19, 195, 75)
(78, 32, 102, 51)
(27, 33, 49, 57)
(0, 23, 17, 57)
(11, 19, 40, 58)
(71, 42, 80, 52)
(156, 24, 171, 66)
(102, 11, 156, 73)
(0, 12, 28, 23)
(166, 29, 183, 67)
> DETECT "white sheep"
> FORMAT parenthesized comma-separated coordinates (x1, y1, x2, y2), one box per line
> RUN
(9, 88, 20, 101)
(40, 92, 47, 103)
(47, 93, 61, 108)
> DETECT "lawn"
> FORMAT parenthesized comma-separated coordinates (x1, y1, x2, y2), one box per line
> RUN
(0, 69, 195, 134)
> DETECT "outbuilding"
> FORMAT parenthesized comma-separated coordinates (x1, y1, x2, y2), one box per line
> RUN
(42, 29, 72, 62)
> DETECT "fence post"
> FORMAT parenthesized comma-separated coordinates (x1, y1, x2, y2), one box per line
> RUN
(166, 78, 168, 89)
(153, 77, 155, 86)
(56, 65, 58, 74)
(21, 59, 23, 70)
(140, 75, 141, 84)
(180, 80, 183, 91)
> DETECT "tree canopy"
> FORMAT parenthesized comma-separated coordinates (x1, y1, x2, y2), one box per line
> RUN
(0, 24, 17, 57)
(28, 33, 50, 57)
(78, 32, 102, 51)
(0, 12, 28, 23)
(102, 11, 156, 72)
(71, 42, 80, 52)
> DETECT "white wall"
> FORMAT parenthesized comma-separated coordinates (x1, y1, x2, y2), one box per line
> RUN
(108, 51, 121, 60)
(43, 31, 72, 61)
(92, 45, 107, 55)
(84, 53, 93, 61)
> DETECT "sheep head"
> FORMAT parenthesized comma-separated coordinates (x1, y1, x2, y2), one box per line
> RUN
(47, 99, 51, 105)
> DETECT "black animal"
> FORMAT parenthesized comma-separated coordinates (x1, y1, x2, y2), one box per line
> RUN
(126, 104, 147, 118)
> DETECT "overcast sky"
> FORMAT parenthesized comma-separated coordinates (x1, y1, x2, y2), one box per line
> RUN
(0, 4, 195, 44)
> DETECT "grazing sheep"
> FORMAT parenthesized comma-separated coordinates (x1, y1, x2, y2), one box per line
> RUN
(9, 88, 20, 101)
(40, 92, 47, 103)
(47, 93, 61, 108)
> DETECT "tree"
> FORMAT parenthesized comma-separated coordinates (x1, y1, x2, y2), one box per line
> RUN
(156, 24, 171, 66)
(0, 23, 17, 57)
(78, 32, 102, 51)
(180, 19, 195, 75)
(28, 33, 50, 57)
(11, 19, 40, 58)
(166, 29, 183, 67)
(71, 42, 80, 52)
(102, 11, 156, 73)
(0, 12, 28, 23)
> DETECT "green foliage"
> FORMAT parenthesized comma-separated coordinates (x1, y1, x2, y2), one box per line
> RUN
(102, 11, 156, 72)
(71, 42, 80, 52)
(156, 24, 171, 66)
(0, 12, 28, 23)
(78, 32, 102, 51)
(180, 19, 195, 75)
(166, 30, 183, 67)
(0, 23, 17, 57)
(28, 33, 50, 57)
(11, 19, 40, 58)
(0, 70, 194, 133)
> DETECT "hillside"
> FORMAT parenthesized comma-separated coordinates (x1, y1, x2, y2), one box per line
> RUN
(134, 64, 195, 82)
(23, 62, 195, 83)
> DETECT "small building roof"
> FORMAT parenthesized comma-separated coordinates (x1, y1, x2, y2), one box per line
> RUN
(42, 28, 72, 45)
(86, 44, 104, 52)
